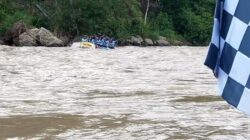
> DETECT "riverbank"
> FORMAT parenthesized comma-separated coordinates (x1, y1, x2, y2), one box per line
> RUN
(0, 22, 193, 47)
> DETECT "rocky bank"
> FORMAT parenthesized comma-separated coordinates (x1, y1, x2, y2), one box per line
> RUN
(3, 21, 64, 47)
(1, 21, 186, 47)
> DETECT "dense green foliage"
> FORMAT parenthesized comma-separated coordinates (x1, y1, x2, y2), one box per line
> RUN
(0, 0, 215, 45)
(0, 0, 35, 35)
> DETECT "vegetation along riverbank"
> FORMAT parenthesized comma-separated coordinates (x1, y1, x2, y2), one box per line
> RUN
(0, 0, 215, 47)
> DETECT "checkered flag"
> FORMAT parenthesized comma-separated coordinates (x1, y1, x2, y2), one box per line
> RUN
(205, 0, 250, 115)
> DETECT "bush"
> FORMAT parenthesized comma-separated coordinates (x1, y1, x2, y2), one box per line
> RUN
(176, 8, 213, 45)
(38, 0, 143, 39)
(0, 1, 37, 35)
(1, 11, 35, 34)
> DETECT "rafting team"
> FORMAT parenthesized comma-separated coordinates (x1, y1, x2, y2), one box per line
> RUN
(81, 35, 117, 49)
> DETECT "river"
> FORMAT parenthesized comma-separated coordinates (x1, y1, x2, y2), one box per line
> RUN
(0, 46, 250, 139)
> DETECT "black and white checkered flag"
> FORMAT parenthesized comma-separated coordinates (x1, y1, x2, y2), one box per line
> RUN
(205, 0, 250, 115)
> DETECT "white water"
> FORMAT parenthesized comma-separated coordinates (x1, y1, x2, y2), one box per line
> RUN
(0, 46, 250, 139)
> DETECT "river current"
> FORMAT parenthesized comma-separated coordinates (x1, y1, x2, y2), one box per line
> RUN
(0, 46, 250, 139)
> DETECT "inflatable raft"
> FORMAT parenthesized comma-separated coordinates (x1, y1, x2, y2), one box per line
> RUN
(80, 42, 95, 48)
(71, 42, 95, 49)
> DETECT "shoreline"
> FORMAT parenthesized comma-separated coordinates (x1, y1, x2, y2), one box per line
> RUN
(0, 45, 207, 48)
(0, 22, 204, 48)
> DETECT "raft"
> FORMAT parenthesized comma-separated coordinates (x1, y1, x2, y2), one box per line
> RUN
(80, 42, 95, 48)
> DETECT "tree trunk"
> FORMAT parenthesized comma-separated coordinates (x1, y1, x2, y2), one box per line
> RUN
(144, 0, 150, 25)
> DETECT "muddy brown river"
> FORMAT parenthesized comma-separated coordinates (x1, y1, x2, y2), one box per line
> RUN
(0, 46, 250, 139)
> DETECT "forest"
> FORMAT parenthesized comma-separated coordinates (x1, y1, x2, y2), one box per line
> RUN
(0, 0, 215, 45)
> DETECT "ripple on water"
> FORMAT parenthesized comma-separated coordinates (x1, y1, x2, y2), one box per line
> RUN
(84, 90, 155, 99)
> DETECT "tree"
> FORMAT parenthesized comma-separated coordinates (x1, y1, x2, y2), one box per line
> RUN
(0, 0, 216, 45)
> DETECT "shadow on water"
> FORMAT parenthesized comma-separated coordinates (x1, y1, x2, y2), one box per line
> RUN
(171, 96, 223, 103)
(0, 114, 83, 139)
(0, 113, 157, 139)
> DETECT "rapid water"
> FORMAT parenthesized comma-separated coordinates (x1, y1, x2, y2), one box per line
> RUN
(0, 46, 250, 139)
